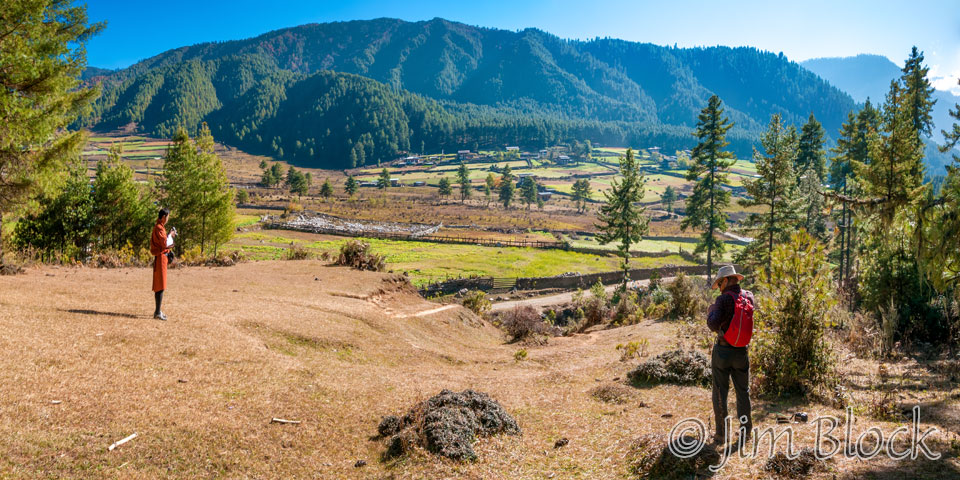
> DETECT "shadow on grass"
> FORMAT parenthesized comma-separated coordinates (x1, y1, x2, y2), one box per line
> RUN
(63, 309, 142, 319)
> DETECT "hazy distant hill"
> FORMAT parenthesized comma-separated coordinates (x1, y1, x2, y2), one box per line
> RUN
(802, 54, 958, 175)
(81, 18, 859, 169)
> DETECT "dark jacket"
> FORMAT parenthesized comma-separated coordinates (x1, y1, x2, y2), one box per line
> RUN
(707, 284, 755, 344)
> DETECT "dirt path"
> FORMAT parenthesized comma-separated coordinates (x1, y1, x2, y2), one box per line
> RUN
(491, 276, 700, 312)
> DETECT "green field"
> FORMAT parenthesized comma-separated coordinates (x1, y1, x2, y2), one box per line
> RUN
(224, 231, 694, 285)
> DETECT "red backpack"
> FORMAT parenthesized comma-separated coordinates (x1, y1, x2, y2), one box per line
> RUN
(722, 290, 754, 347)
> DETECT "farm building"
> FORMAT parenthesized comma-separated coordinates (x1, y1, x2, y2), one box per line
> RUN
(506, 146, 519, 152)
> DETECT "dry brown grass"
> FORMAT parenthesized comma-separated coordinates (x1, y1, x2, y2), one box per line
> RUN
(1, 263, 959, 478)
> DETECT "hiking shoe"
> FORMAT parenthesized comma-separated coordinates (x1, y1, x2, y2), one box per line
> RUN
(154, 311, 167, 321)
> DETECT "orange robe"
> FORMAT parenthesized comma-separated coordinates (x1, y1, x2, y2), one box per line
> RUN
(150, 222, 170, 292)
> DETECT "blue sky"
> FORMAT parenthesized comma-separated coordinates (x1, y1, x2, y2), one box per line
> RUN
(84, 0, 960, 94)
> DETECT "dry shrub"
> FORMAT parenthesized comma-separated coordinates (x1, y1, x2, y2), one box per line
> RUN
(628, 349, 710, 387)
(763, 447, 826, 478)
(335, 239, 385, 272)
(91, 243, 146, 268)
(612, 291, 640, 325)
(590, 383, 634, 404)
(460, 290, 491, 316)
(838, 308, 881, 358)
(573, 281, 610, 332)
(0, 262, 25, 275)
(665, 272, 708, 320)
(377, 389, 521, 461)
(627, 433, 720, 480)
(499, 305, 550, 341)
(283, 243, 312, 260)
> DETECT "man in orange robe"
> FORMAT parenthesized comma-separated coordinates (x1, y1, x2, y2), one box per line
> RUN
(150, 208, 176, 320)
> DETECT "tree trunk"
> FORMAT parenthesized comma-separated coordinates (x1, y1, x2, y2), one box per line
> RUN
(707, 159, 715, 280)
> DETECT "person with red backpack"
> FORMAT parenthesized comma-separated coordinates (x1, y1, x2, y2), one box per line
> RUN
(706, 265, 755, 445)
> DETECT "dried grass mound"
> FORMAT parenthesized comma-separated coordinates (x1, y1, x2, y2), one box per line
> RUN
(627, 433, 720, 479)
(764, 448, 826, 478)
(0, 263, 25, 276)
(377, 389, 521, 461)
(590, 383, 635, 404)
(628, 349, 710, 387)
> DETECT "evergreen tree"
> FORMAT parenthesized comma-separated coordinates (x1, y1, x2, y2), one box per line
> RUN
(940, 79, 960, 163)
(320, 178, 333, 200)
(661, 186, 677, 214)
(235, 189, 249, 205)
(797, 113, 827, 182)
(438, 177, 452, 198)
(288, 169, 309, 200)
(344, 175, 358, 196)
(520, 177, 538, 209)
(830, 100, 880, 286)
(484, 173, 495, 205)
(739, 114, 801, 277)
(0, 0, 103, 263)
(596, 148, 649, 288)
(377, 168, 391, 189)
(499, 164, 515, 208)
(456, 162, 471, 202)
(162, 124, 235, 255)
(900, 47, 937, 140)
(90, 143, 155, 252)
(13, 160, 92, 260)
(797, 166, 827, 240)
(571, 179, 593, 213)
(682, 95, 735, 276)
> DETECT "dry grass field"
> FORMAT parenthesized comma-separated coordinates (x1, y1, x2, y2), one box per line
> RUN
(2, 262, 959, 479)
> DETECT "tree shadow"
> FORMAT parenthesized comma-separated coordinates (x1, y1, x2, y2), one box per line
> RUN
(62, 309, 142, 319)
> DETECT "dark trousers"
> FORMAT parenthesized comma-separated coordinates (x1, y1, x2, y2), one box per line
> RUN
(154, 290, 164, 315)
(712, 344, 752, 436)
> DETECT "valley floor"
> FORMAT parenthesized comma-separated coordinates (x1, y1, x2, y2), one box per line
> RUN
(1, 261, 958, 479)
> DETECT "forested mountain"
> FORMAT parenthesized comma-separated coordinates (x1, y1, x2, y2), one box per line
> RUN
(802, 54, 958, 174)
(80, 17, 860, 169)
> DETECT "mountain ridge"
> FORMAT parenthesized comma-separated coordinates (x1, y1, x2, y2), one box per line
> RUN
(81, 17, 860, 169)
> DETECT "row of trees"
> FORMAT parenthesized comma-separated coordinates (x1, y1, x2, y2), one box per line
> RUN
(15, 124, 236, 260)
(677, 47, 960, 347)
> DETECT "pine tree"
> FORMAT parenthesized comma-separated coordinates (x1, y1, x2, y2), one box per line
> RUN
(499, 164, 515, 208)
(797, 113, 827, 182)
(940, 79, 960, 162)
(12, 160, 92, 259)
(484, 173, 495, 206)
(457, 162, 471, 202)
(739, 114, 801, 277)
(596, 148, 649, 288)
(571, 179, 593, 213)
(438, 177, 452, 198)
(682, 95, 735, 276)
(661, 186, 677, 214)
(320, 178, 333, 200)
(0, 1, 103, 263)
(900, 47, 937, 140)
(345, 175, 358, 196)
(377, 168, 391, 189)
(520, 177, 538, 209)
(91, 142, 155, 252)
(288, 169, 309, 200)
(162, 124, 235, 255)
(831, 100, 880, 286)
